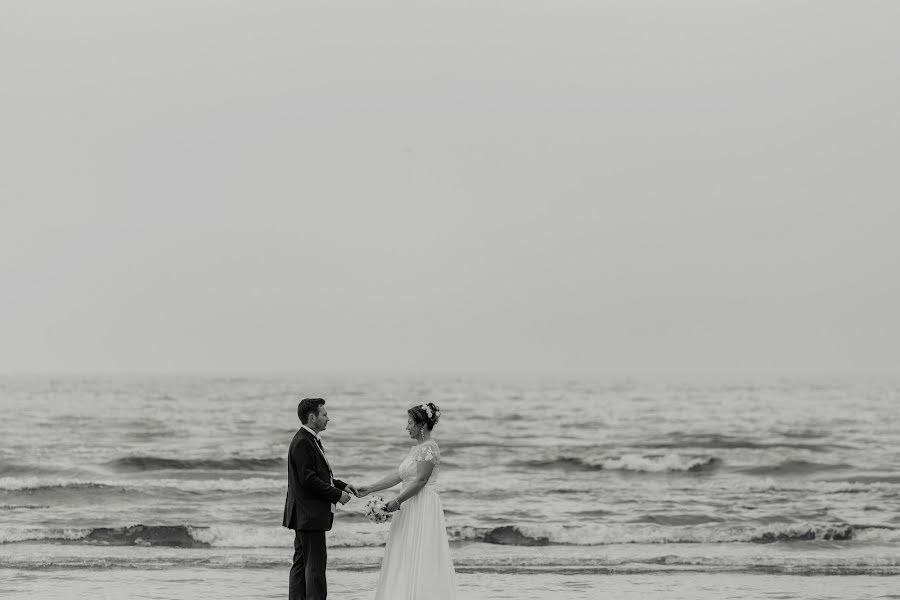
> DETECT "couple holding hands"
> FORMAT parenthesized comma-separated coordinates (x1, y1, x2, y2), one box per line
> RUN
(283, 397, 459, 600)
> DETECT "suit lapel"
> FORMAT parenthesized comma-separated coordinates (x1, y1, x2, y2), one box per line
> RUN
(302, 428, 333, 476)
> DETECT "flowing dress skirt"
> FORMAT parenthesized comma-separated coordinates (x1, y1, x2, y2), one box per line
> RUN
(373, 487, 459, 600)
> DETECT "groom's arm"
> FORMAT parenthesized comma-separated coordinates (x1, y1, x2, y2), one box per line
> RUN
(294, 440, 343, 503)
(333, 479, 362, 497)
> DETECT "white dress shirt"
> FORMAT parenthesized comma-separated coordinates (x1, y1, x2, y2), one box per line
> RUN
(301, 425, 336, 513)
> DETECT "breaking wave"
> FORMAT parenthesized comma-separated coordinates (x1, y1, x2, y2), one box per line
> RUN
(5, 552, 900, 575)
(451, 522, 900, 546)
(0, 525, 214, 547)
(0, 477, 283, 493)
(108, 455, 283, 472)
(693, 477, 900, 496)
(602, 454, 720, 473)
(515, 453, 719, 473)
(639, 434, 846, 453)
(826, 475, 900, 485)
(4, 522, 899, 548)
(0, 463, 64, 477)
(739, 460, 854, 476)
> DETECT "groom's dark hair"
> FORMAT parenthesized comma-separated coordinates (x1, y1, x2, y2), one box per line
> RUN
(298, 398, 326, 425)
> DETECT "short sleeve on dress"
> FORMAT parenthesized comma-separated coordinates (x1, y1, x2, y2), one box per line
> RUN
(414, 441, 440, 465)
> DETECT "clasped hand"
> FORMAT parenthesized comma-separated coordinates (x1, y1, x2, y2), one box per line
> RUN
(339, 484, 360, 505)
(347, 485, 399, 511)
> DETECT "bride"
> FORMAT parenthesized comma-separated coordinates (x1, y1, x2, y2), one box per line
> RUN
(357, 402, 459, 600)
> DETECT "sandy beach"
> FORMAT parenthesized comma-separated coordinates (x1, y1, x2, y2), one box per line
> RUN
(6, 566, 900, 599)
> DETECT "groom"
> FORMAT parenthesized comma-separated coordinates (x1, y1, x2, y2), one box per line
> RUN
(283, 397, 356, 600)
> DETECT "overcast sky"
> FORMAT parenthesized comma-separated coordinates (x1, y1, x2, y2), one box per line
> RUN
(1, 1, 898, 375)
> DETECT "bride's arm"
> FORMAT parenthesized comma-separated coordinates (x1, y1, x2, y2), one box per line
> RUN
(387, 461, 434, 509)
(359, 471, 402, 496)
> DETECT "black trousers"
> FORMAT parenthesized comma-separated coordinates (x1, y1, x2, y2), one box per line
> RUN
(290, 529, 327, 600)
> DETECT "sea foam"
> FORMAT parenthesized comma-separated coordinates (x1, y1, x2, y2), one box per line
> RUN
(2, 521, 898, 549)
(0, 476, 283, 493)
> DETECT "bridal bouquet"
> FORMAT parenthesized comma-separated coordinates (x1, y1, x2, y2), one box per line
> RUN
(363, 496, 393, 524)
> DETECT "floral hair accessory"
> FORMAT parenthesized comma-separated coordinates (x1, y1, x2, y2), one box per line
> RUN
(414, 402, 440, 424)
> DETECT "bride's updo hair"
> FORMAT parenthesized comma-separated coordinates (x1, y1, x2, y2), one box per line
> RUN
(408, 402, 441, 431)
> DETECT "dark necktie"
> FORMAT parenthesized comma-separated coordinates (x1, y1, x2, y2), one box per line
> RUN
(315, 437, 333, 478)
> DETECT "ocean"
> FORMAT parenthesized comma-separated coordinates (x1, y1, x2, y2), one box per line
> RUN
(2, 374, 899, 599)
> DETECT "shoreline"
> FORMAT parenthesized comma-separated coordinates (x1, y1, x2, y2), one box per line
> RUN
(4, 539, 900, 577)
(4, 566, 900, 600)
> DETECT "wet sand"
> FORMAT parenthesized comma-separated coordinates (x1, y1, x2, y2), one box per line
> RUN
(5, 567, 900, 600)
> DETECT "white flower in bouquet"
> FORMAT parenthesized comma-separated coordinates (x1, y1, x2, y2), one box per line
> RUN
(364, 496, 393, 524)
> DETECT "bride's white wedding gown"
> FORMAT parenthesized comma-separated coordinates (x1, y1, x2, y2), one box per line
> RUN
(374, 439, 459, 600)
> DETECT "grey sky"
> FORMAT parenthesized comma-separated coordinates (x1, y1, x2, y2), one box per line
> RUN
(2, 1, 898, 374)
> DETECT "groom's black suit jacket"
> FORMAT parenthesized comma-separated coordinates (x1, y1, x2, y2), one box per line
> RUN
(283, 428, 347, 531)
